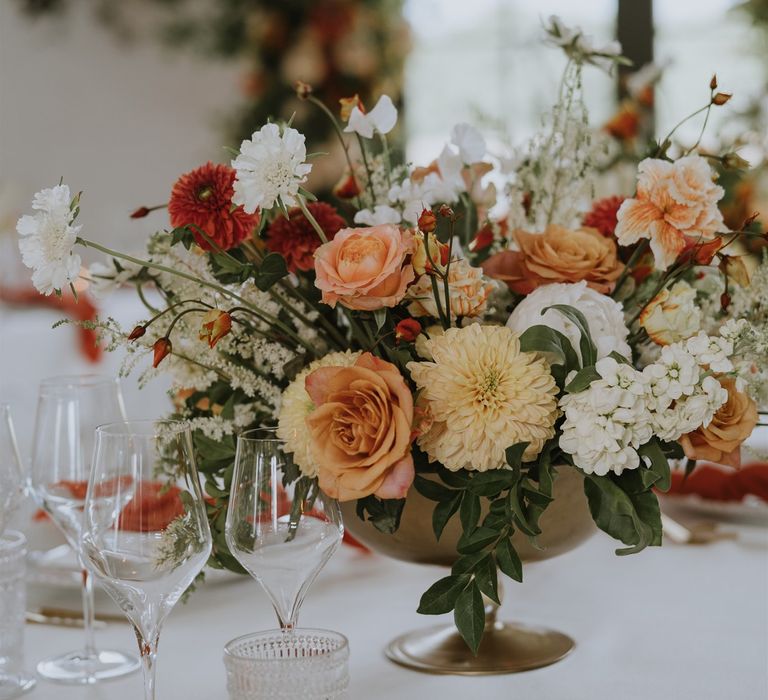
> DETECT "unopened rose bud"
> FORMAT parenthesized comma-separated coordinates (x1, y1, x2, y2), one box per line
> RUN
(128, 325, 146, 341)
(130, 206, 150, 219)
(395, 318, 422, 343)
(199, 309, 232, 348)
(333, 172, 361, 200)
(152, 337, 172, 368)
(710, 74, 718, 90)
(417, 208, 437, 234)
(294, 80, 313, 100)
(722, 152, 750, 170)
(438, 204, 454, 219)
(712, 92, 732, 106)
(720, 292, 730, 311)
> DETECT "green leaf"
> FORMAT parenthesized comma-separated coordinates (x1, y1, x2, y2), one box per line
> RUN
(417, 574, 471, 615)
(460, 492, 481, 532)
(414, 475, 456, 502)
(457, 526, 499, 554)
(543, 304, 597, 367)
(432, 493, 462, 540)
(254, 253, 288, 291)
(193, 432, 236, 461)
(373, 308, 387, 333)
(638, 440, 672, 492)
(495, 538, 523, 582)
(608, 351, 632, 365)
(355, 496, 406, 534)
(564, 365, 601, 393)
(437, 467, 470, 488)
(453, 581, 485, 655)
(504, 442, 529, 471)
(519, 325, 580, 374)
(468, 470, 518, 497)
(583, 473, 661, 555)
(452, 551, 488, 575)
(506, 485, 540, 537)
(473, 554, 500, 604)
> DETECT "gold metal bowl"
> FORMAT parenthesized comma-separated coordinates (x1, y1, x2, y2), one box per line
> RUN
(341, 465, 596, 675)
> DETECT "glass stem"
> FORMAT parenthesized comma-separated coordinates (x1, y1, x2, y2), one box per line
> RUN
(134, 628, 160, 700)
(81, 568, 97, 658)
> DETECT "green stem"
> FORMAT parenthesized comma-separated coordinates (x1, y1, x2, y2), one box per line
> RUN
(297, 197, 328, 244)
(380, 134, 393, 189)
(656, 103, 710, 157)
(355, 133, 377, 203)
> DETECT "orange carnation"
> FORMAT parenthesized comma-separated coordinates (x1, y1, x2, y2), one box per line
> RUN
(482, 224, 623, 295)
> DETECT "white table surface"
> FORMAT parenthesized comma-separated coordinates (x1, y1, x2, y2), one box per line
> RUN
(16, 522, 768, 700)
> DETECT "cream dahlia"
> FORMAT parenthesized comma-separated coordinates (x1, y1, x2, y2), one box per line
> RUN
(408, 325, 559, 471)
(277, 350, 361, 477)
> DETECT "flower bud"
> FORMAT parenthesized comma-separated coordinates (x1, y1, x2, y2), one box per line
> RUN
(710, 74, 718, 90)
(720, 291, 731, 310)
(468, 224, 494, 252)
(719, 254, 751, 287)
(722, 152, 750, 170)
(438, 204, 454, 219)
(395, 318, 422, 343)
(294, 80, 313, 100)
(333, 172, 361, 200)
(130, 206, 151, 219)
(199, 309, 232, 348)
(712, 92, 732, 106)
(417, 208, 437, 234)
(127, 325, 146, 341)
(152, 337, 172, 368)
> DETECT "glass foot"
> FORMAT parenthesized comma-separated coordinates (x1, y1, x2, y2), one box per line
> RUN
(385, 620, 575, 675)
(36, 649, 140, 684)
(0, 672, 36, 698)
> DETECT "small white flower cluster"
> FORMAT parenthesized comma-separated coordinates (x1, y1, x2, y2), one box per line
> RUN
(560, 357, 652, 476)
(560, 327, 740, 476)
(16, 184, 82, 295)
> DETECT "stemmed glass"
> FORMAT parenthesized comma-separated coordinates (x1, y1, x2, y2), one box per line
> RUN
(29, 375, 139, 683)
(0, 404, 24, 537)
(225, 430, 343, 631)
(81, 420, 212, 700)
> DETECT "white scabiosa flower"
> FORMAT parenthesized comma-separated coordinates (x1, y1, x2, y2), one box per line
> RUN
(353, 205, 401, 226)
(559, 356, 652, 476)
(507, 281, 631, 362)
(231, 123, 312, 213)
(16, 184, 82, 296)
(344, 95, 398, 138)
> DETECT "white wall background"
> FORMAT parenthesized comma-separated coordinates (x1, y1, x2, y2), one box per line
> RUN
(0, 1, 243, 254)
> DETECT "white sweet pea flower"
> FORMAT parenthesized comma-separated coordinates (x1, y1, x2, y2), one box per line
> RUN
(232, 123, 312, 213)
(353, 205, 401, 226)
(544, 15, 623, 74)
(344, 95, 398, 138)
(16, 184, 82, 296)
(450, 123, 486, 164)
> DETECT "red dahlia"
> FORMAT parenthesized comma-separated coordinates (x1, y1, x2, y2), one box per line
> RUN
(168, 162, 260, 252)
(266, 202, 346, 273)
(583, 196, 626, 238)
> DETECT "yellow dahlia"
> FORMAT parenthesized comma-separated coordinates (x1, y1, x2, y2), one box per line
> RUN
(407, 325, 559, 471)
(277, 350, 361, 477)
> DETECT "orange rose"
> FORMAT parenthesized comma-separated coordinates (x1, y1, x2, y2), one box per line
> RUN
(482, 224, 623, 295)
(313, 225, 415, 311)
(305, 353, 415, 502)
(679, 377, 758, 468)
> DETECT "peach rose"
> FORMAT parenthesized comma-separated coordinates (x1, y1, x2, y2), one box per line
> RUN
(679, 377, 758, 468)
(615, 155, 725, 270)
(482, 224, 623, 295)
(314, 225, 415, 310)
(639, 281, 701, 346)
(305, 352, 415, 501)
(406, 258, 495, 319)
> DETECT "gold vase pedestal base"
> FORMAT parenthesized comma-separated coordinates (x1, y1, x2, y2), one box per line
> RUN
(385, 619, 574, 675)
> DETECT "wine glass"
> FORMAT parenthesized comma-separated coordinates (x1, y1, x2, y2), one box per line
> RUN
(81, 420, 212, 700)
(0, 404, 24, 537)
(225, 430, 343, 631)
(29, 375, 139, 683)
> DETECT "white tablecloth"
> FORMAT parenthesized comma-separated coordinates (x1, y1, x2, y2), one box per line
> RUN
(19, 524, 768, 700)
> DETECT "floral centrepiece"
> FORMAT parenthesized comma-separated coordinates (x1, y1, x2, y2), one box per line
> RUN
(17, 16, 767, 655)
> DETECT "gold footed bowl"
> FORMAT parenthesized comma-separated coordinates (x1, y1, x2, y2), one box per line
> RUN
(341, 465, 596, 675)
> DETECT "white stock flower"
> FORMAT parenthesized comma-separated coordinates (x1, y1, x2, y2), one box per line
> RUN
(559, 357, 652, 476)
(685, 332, 734, 373)
(353, 205, 401, 226)
(16, 184, 82, 295)
(506, 281, 631, 363)
(344, 95, 398, 138)
(232, 123, 312, 212)
(643, 343, 700, 402)
(450, 123, 486, 164)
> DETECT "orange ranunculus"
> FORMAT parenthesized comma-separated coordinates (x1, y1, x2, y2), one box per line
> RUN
(313, 225, 415, 311)
(305, 352, 415, 502)
(481, 224, 623, 295)
(615, 155, 725, 270)
(679, 377, 758, 468)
